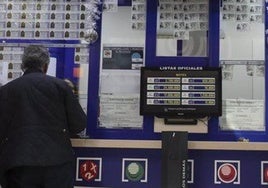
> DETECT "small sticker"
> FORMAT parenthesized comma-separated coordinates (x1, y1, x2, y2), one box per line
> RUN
(76, 157, 102, 182)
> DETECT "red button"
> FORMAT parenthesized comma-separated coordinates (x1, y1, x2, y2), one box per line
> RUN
(264, 167, 268, 182)
(218, 163, 237, 183)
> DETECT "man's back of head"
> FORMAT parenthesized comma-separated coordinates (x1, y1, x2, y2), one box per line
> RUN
(21, 45, 50, 73)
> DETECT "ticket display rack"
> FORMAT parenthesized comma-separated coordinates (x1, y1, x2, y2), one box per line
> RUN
(0, 1, 89, 40)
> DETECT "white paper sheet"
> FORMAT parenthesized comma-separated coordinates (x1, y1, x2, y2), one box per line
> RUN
(220, 99, 265, 131)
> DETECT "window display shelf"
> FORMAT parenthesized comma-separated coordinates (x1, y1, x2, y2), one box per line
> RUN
(71, 139, 268, 151)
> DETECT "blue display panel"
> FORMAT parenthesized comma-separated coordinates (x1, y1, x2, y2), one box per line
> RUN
(73, 147, 268, 188)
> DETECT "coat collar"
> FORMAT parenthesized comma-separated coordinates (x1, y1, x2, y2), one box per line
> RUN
(23, 68, 43, 75)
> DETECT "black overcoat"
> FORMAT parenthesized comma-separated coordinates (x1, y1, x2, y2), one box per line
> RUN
(0, 68, 87, 186)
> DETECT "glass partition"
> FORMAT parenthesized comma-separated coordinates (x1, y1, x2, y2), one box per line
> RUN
(156, 0, 209, 57)
(219, 0, 265, 132)
(98, 2, 146, 129)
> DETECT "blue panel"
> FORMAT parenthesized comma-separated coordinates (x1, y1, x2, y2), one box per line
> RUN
(177, 40, 183, 56)
(48, 48, 76, 82)
(208, 0, 220, 68)
(74, 147, 161, 188)
(118, 0, 132, 6)
(0, 39, 80, 45)
(74, 147, 268, 188)
(86, 0, 268, 142)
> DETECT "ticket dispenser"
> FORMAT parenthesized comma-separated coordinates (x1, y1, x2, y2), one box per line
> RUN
(161, 131, 188, 188)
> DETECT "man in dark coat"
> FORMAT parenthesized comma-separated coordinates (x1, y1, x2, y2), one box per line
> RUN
(0, 45, 87, 188)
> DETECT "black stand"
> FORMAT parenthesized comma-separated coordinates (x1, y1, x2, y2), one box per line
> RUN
(161, 131, 188, 188)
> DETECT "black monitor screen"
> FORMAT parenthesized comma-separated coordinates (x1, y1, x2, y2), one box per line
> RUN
(140, 67, 222, 118)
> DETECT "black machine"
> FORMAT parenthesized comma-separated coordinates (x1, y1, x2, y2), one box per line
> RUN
(140, 66, 222, 124)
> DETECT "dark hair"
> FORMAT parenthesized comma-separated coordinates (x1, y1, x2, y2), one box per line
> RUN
(21, 45, 50, 71)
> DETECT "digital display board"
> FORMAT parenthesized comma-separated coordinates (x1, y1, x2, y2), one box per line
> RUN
(140, 67, 222, 119)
